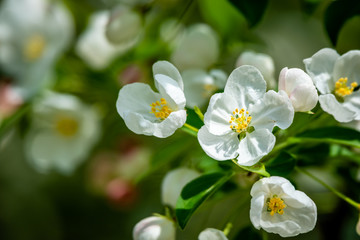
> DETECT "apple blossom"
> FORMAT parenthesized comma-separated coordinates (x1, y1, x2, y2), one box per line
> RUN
(25, 92, 100, 174)
(278, 67, 318, 112)
(198, 228, 228, 240)
(116, 61, 186, 138)
(250, 176, 317, 237)
(133, 216, 176, 240)
(304, 48, 360, 122)
(198, 65, 294, 166)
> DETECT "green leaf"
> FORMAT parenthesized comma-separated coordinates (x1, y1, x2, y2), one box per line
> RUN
(236, 161, 270, 177)
(296, 126, 360, 148)
(176, 172, 234, 229)
(228, 0, 268, 27)
(324, 0, 360, 45)
(265, 152, 296, 177)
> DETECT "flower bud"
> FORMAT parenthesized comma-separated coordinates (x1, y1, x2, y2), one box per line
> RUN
(198, 228, 228, 240)
(105, 6, 142, 45)
(236, 51, 276, 89)
(278, 67, 318, 112)
(133, 216, 176, 240)
(356, 214, 360, 236)
(161, 168, 200, 208)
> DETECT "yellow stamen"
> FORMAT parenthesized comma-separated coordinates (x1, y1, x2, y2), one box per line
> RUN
(56, 117, 79, 137)
(267, 195, 286, 216)
(229, 108, 252, 133)
(335, 77, 358, 97)
(202, 84, 218, 98)
(24, 34, 46, 61)
(150, 98, 172, 120)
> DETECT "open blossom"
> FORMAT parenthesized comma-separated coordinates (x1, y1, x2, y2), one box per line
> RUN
(25, 92, 100, 174)
(171, 24, 219, 70)
(198, 65, 294, 166)
(116, 61, 186, 138)
(133, 216, 176, 240)
(236, 51, 276, 89)
(304, 48, 360, 122)
(250, 176, 317, 237)
(161, 167, 200, 208)
(278, 67, 318, 112)
(198, 228, 228, 240)
(0, 0, 73, 99)
(182, 69, 227, 108)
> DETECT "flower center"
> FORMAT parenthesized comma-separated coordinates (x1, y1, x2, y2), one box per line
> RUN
(150, 98, 172, 120)
(24, 34, 46, 61)
(229, 108, 252, 133)
(334, 77, 358, 98)
(202, 84, 218, 98)
(266, 195, 286, 216)
(56, 117, 79, 137)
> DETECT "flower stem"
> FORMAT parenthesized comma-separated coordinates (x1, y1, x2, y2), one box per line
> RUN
(193, 106, 204, 122)
(181, 123, 198, 137)
(262, 230, 269, 240)
(295, 166, 360, 210)
(223, 222, 233, 237)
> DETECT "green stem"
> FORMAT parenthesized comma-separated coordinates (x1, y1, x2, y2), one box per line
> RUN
(181, 123, 198, 137)
(193, 106, 204, 122)
(262, 230, 269, 240)
(295, 166, 360, 210)
(223, 222, 233, 237)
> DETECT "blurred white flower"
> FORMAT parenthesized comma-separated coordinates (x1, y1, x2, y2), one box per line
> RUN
(198, 65, 294, 166)
(236, 51, 276, 89)
(0, 0, 73, 99)
(133, 216, 176, 240)
(278, 67, 318, 112)
(171, 24, 219, 70)
(198, 228, 228, 240)
(304, 48, 360, 122)
(161, 167, 200, 208)
(182, 69, 227, 108)
(250, 176, 317, 237)
(76, 10, 138, 70)
(105, 5, 142, 45)
(25, 92, 100, 174)
(117, 61, 186, 138)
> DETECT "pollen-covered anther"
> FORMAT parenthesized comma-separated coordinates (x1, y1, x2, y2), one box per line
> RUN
(229, 108, 252, 133)
(150, 98, 172, 120)
(335, 77, 358, 97)
(267, 195, 286, 216)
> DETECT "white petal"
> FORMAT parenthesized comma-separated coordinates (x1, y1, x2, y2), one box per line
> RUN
(249, 195, 265, 230)
(182, 69, 214, 108)
(198, 228, 228, 240)
(123, 110, 186, 138)
(116, 82, 159, 121)
(319, 94, 356, 122)
(250, 90, 294, 131)
(161, 168, 200, 208)
(289, 84, 318, 112)
(203, 93, 238, 136)
(303, 48, 339, 94)
(155, 74, 186, 110)
(344, 92, 360, 120)
(236, 128, 276, 166)
(133, 216, 176, 240)
(209, 69, 228, 89)
(333, 50, 360, 84)
(153, 60, 184, 90)
(224, 65, 266, 108)
(197, 126, 239, 161)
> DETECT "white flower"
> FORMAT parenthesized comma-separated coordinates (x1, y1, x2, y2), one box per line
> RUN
(105, 5, 142, 45)
(161, 167, 200, 208)
(0, 0, 73, 99)
(76, 10, 137, 70)
(278, 67, 318, 112)
(116, 61, 186, 138)
(170, 24, 219, 70)
(198, 228, 228, 240)
(25, 92, 100, 174)
(304, 48, 360, 122)
(182, 69, 227, 108)
(198, 65, 294, 166)
(133, 216, 176, 240)
(250, 176, 317, 237)
(236, 51, 276, 89)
